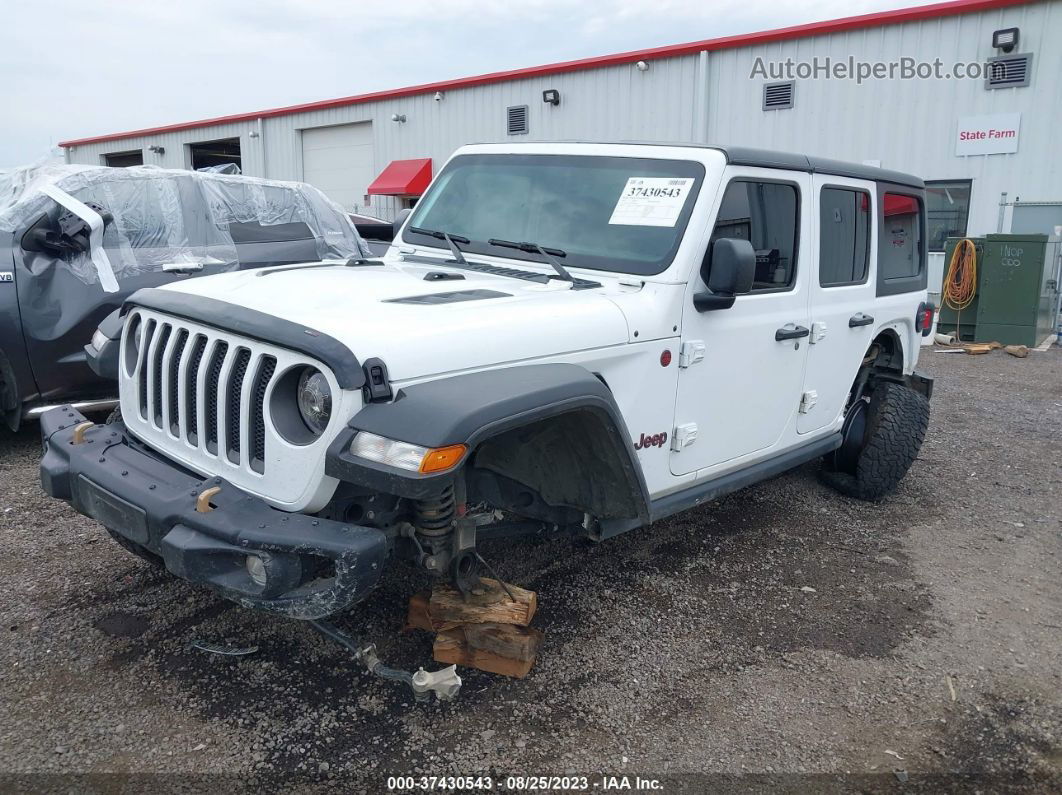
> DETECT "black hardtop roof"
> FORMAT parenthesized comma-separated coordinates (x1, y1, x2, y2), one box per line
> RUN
(469, 141, 924, 190)
(718, 145, 924, 190)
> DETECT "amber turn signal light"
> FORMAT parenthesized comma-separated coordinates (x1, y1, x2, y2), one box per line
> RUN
(419, 444, 468, 474)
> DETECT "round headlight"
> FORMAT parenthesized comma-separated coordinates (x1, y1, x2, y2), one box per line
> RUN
(296, 367, 332, 435)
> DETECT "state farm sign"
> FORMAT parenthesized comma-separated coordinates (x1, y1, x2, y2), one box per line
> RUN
(955, 113, 1021, 156)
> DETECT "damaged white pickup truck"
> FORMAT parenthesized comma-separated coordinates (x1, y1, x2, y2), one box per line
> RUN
(39, 143, 934, 695)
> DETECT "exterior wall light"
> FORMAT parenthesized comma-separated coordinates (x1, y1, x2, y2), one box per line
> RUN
(434, 92, 444, 101)
(542, 89, 560, 106)
(635, 60, 650, 72)
(391, 114, 407, 123)
(148, 145, 165, 154)
(992, 27, 1019, 52)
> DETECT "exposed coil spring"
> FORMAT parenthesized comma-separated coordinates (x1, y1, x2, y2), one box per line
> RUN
(414, 486, 456, 532)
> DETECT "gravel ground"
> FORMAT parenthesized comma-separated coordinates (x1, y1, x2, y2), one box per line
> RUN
(1, 347, 1060, 792)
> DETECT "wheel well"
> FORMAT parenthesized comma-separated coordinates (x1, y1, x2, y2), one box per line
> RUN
(0, 349, 20, 432)
(869, 329, 905, 373)
(465, 408, 645, 523)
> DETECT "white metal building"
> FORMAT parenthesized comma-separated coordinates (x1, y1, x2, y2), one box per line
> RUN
(61, 0, 1062, 261)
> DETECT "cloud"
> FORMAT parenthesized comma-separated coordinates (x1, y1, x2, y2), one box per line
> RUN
(0, 0, 942, 167)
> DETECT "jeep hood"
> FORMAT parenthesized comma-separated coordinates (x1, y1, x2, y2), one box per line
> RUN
(151, 260, 631, 382)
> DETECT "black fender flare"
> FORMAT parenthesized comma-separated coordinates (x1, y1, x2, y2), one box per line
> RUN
(325, 363, 651, 523)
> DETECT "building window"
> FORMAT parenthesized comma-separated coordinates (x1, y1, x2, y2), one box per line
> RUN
(709, 180, 799, 291)
(819, 188, 870, 286)
(102, 150, 144, 167)
(188, 138, 242, 172)
(925, 180, 971, 251)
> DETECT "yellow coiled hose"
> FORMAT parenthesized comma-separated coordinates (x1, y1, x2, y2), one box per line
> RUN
(943, 238, 978, 338)
(943, 238, 978, 311)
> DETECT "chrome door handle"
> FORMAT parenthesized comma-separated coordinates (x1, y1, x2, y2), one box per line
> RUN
(775, 325, 810, 341)
(849, 313, 874, 328)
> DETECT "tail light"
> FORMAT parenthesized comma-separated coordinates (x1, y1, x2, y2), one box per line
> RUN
(916, 302, 935, 336)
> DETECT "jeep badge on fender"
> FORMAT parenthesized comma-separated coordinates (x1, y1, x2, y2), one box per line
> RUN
(634, 431, 669, 450)
(38, 142, 933, 682)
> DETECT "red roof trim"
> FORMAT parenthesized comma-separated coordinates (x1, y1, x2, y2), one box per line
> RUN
(367, 158, 433, 196)
(59, 0, 1033, 148)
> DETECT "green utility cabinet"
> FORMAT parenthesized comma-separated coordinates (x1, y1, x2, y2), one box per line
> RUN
(939, 234, 1059, 346)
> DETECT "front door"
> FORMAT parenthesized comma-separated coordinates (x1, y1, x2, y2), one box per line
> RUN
(798, 176, 878, 434)
(671, 170, 812, 476)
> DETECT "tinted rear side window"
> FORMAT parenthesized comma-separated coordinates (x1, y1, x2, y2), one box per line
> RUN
(819, 187, 870, 286)
(880, 193, 923, 280)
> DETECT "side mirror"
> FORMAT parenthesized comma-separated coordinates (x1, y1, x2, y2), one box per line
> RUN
(694, 238, 756, 312)
(355, 222, 394, 242)
(392, 208, 413, 239)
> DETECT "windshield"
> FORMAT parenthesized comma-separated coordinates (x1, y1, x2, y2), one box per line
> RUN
(404, 154, 705, 276)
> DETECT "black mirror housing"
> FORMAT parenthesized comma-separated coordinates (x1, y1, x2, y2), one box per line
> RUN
(392, 208, 413, 238)
(703, 238, 756, 295)
(694, 238, 757, 312)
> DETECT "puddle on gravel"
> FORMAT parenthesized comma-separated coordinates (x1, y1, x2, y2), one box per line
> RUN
(94, 611, 152, 638)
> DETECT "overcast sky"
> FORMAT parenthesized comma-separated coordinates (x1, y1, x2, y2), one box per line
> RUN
(1, 0, 943, 168)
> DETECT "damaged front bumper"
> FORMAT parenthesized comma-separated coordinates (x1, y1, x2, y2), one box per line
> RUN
(39, 407, 388, 620)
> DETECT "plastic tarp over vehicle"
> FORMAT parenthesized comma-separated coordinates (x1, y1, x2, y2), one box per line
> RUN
(0, 161, 372, 411)
(0, 162, 371, 287)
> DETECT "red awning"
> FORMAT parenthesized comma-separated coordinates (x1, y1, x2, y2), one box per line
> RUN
(883, 194, 919, 217)
(366, 158, 432, 196)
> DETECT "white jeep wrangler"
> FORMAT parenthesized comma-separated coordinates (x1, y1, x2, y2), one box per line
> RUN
(41, 142, 934, 633)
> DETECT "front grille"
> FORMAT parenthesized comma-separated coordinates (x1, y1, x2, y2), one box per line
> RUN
(124, 313, 279, 476)
(226, 348, 251, 463)
(137, 319, 156, 419)
(167, 329, 188, 435)
(185, 335, 207, 444)
(250, 357, 276, 474)
(205, 342, 229, 455)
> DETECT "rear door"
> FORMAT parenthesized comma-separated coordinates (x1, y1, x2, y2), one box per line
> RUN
(671, 169, 812, 476)
(798, 176, 877, 434)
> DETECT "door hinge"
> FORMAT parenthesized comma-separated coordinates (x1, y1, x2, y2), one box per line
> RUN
(799, 390, 818, 414)
(671, 422, 698, 450)
(810, 321, 827, 344)
(678, 341, 706, 368)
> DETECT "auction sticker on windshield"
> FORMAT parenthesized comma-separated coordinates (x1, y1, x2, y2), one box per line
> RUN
(609, 177, 695, 227)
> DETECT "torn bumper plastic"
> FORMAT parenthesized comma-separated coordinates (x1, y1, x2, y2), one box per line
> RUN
(39, 407, 388, 619)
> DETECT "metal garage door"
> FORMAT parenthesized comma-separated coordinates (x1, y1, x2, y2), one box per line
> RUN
(300, 122, 374, 211)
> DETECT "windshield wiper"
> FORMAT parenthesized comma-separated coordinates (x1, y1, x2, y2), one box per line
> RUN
(487, 238, 574, 283)
(408, 226, 470, 265)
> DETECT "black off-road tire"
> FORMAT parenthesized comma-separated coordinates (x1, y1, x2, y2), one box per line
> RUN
(821, 381, 930, 502)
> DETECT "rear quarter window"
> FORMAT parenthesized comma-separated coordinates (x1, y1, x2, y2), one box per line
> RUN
(876, 188, 927, 296)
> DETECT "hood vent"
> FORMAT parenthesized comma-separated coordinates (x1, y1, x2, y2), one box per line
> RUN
(985, 53, 1032, 88)
(388, 289, 512, 305)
